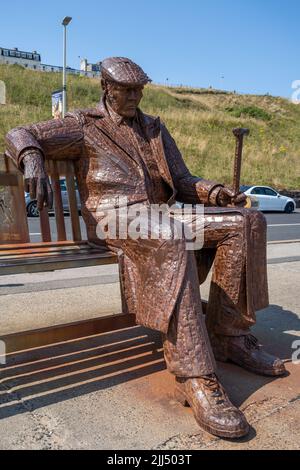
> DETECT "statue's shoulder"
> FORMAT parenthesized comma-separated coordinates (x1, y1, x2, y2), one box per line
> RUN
(66, 107, 103, 125)
(139, 110, 162, 129)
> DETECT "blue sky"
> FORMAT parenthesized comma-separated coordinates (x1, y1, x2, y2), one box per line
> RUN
(0, 0, 299, 97)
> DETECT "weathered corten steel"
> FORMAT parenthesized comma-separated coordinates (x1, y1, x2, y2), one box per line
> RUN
(232, 127, 250, 196)
(5, 57, 286, 439)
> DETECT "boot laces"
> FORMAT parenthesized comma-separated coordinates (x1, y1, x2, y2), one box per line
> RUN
(244, 334, 260, 350)
(203, 374, 224, 400)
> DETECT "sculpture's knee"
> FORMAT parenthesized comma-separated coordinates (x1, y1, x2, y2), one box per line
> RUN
(163, 235, 187, 252)
(238, 208, 266, 230)
(249, 210, 267, 234)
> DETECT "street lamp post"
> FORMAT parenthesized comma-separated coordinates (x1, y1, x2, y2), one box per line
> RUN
(62, 16, 72, 118)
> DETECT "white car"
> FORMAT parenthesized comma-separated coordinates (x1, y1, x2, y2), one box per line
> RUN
(241, 185, 296, 213)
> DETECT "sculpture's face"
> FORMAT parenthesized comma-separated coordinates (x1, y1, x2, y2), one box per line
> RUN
(104, 81, 144, 118)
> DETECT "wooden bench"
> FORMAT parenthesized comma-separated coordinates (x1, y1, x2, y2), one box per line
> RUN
(0, 155, 118, 272)
(0, 154, 140, 353)
(0, 153, 207, 354)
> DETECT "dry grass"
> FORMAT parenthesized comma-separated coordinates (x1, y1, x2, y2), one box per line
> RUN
(1, 65, 299, 189)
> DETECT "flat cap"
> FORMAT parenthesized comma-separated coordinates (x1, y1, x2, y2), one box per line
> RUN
(101, 57, 151, 86)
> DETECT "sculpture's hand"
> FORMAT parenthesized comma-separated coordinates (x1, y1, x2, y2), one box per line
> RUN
(217, 187, 247, 207)
(23, 150, 53, 211)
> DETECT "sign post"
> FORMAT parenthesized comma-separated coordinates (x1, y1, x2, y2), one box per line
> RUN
(52, 89, 63, 119)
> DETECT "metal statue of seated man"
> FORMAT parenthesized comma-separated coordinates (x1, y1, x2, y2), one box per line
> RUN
(5, 57, 286, 439)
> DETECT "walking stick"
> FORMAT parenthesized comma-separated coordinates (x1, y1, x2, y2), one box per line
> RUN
(232, 128, 251, 207)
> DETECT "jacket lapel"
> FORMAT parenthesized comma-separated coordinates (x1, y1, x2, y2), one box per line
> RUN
(93, 101, 143, 166)
(142, 114, 175, 192)
(93, 99, 175, 194)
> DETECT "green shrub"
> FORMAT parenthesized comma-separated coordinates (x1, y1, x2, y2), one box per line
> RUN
(225, 105, 271, 121)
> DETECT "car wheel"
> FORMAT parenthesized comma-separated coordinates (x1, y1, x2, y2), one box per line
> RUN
(27, 201, 39, 217)
(284, 202, 294, 214)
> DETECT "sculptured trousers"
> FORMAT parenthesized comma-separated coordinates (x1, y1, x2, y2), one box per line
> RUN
(162, 207, 268, 377)
(105, 206, 268, 378)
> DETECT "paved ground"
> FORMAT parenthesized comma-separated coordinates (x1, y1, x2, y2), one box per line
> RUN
(266, 209, 300, 241)
(0, 241, 299, 449)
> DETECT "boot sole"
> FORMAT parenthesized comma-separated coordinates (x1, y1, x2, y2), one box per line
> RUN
(216, 356, 287, 377)
(174, 386, 249, 439)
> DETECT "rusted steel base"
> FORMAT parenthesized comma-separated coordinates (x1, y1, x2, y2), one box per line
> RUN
(1, 313, 136, 354)
(0, 302, 208, 355)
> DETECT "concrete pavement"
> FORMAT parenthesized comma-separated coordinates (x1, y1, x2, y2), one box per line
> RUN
(0, 241, 299, 449)
(1, 241, 300, 335)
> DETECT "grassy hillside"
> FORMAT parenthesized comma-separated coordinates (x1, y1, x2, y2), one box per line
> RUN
(0, 64, 299, 189)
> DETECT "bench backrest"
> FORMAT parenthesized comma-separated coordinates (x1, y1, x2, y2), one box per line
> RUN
(43, 159, 82, 243)
(0, 153, 29, 244)
(0, 154, 83, 245)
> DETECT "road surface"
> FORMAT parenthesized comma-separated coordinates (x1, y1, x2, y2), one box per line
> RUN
(27, 210, 300, 243)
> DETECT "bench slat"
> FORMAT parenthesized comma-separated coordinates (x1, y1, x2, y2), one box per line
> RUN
(65, 161, 82, 241)
(0, 251, 116, 265)
(0, 248, 112, 260)
(39, 207, 51, 242)
(0, 256, 117, 274)
(0, 240, 91, 250)
(0, 246, 116, 263)
(0, 245, 110, 255)
(50, 161, 67, 241)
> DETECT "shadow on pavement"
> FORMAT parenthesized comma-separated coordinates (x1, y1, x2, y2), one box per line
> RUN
(0, 304, 298, 423)
(0, 326, 165, 420)
(218, 304, 299, 408)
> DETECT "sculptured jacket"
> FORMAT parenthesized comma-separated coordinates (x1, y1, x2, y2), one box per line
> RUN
(5, 99, 238, 333)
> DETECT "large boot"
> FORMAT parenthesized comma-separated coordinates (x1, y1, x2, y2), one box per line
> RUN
(174, 374, 249, 438)
(210, 333, 286, 377)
